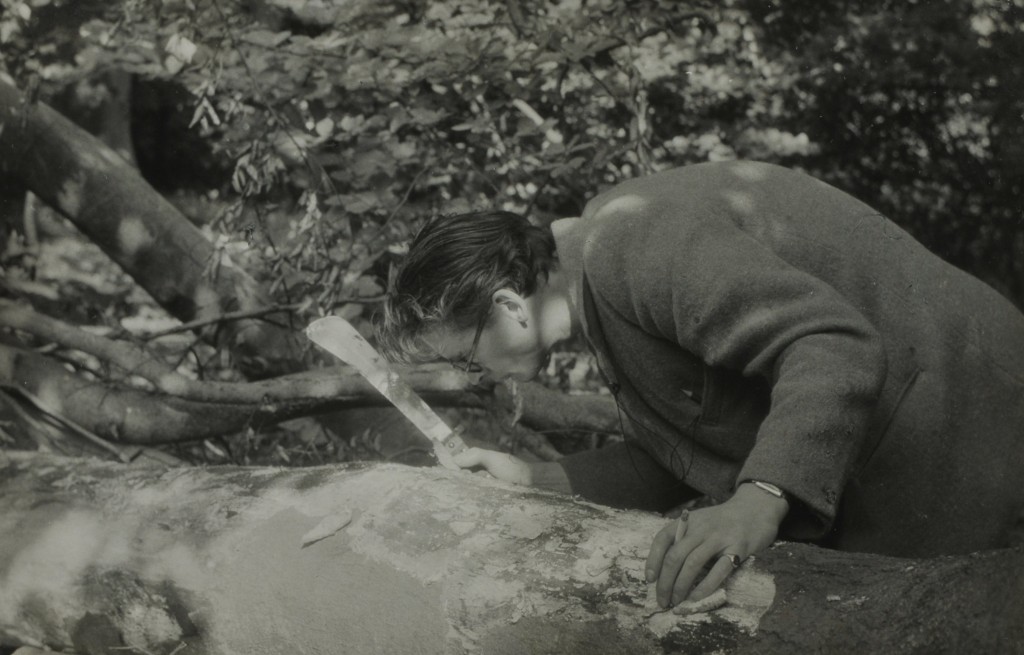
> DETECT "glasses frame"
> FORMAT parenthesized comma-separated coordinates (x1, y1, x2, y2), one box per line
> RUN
(450, 311, 487, 374)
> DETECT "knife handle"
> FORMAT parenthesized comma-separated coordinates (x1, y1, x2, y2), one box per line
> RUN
(433, 429, 469, 470)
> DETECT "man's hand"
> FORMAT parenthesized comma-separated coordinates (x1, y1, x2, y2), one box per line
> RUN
(645, 483, 789, 608)
(452, 447, 533, 486)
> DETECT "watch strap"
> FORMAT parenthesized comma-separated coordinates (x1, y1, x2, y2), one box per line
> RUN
(751, 480, 786, 499)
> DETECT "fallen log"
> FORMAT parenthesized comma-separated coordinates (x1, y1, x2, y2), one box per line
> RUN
(0, 451, 1020, 654)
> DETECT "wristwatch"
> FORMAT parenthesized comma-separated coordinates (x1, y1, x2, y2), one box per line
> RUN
(749, 480, 787, 500)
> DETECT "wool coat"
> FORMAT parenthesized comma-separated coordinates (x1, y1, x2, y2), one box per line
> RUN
(550, 161, 1024, 557)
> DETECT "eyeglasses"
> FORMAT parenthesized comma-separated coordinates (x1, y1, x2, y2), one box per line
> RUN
(448, 312, 487, 374)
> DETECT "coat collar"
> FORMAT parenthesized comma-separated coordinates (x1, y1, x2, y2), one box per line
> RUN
(551, 217, 621, 393)
(550, 217, 584, 323)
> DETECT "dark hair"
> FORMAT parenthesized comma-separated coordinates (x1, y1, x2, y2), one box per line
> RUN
(376, 210, 557, 362)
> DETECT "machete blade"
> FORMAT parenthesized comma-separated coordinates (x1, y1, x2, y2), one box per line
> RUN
(305, 316, 467, 469)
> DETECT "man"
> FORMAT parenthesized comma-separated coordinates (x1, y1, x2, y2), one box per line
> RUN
(377, 161, 1024, 610)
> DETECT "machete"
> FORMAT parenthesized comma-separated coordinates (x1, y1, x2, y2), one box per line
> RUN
(305, 316, 469, 470)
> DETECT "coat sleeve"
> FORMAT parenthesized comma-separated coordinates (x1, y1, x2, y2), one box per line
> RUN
(583, 201, 888, 538)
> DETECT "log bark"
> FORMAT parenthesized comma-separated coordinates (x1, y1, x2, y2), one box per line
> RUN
(0, 451, 1020, 655)
(0, 77, 301, 378)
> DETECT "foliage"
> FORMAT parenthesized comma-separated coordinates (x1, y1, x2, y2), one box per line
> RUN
(2, 0, 1022, 327)
(745, 0, 1024, 300)
(1, 0, 1021, 469)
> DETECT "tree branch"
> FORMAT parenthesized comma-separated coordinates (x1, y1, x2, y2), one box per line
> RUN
(0, 339, 484, 443)
(504, 0, 529, 37)
(2, 299, 179, 382)
(0, 332, 618, 445)
(2, 301, 618, 440)
(137, 298, 383, 340)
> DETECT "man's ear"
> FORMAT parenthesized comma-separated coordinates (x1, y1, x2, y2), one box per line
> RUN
(491, 288, 528, 324)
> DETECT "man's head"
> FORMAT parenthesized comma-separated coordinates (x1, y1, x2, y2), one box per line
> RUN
(377, 210, 561, 379)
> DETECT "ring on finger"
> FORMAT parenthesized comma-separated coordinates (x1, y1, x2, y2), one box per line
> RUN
(722, 553, 743, 569)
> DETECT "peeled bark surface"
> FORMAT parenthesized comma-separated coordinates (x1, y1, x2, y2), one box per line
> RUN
(0, 78, 300, 377)
(0, 452, 1021, 655)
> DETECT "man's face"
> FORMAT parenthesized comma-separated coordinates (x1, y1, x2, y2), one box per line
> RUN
(424, 308, 550, 382)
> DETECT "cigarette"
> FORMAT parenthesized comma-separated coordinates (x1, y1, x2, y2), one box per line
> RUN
(674, 509, 689, 543)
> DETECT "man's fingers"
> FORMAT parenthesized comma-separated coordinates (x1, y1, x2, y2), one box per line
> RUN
(645, 521, 678, 583)
(655, 536, 704, 608)
(452, 448, 531, 485)
(452, 447, 506, 474)
(451, 447, 488, 469)
(686, 553, 739, 603)
(668, 542, 720, 607)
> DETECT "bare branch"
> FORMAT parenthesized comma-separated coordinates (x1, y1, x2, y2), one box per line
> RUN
(504, 0, 529, 37)
(0, 340, 483, 443)
(2, 299, 178, 383)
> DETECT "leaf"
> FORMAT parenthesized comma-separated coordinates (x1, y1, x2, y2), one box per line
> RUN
(387, 140, 417, 161)
(337, 192, 379, 215)
(244, 29, 292, 48)
(353, 275, 383, 297)
(409, 107, 447, 126)
(314, 117, 335, 138)
(349, 149, 394, 179)
(164, 33, 197, 73)
(166, 33, 197, 62)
